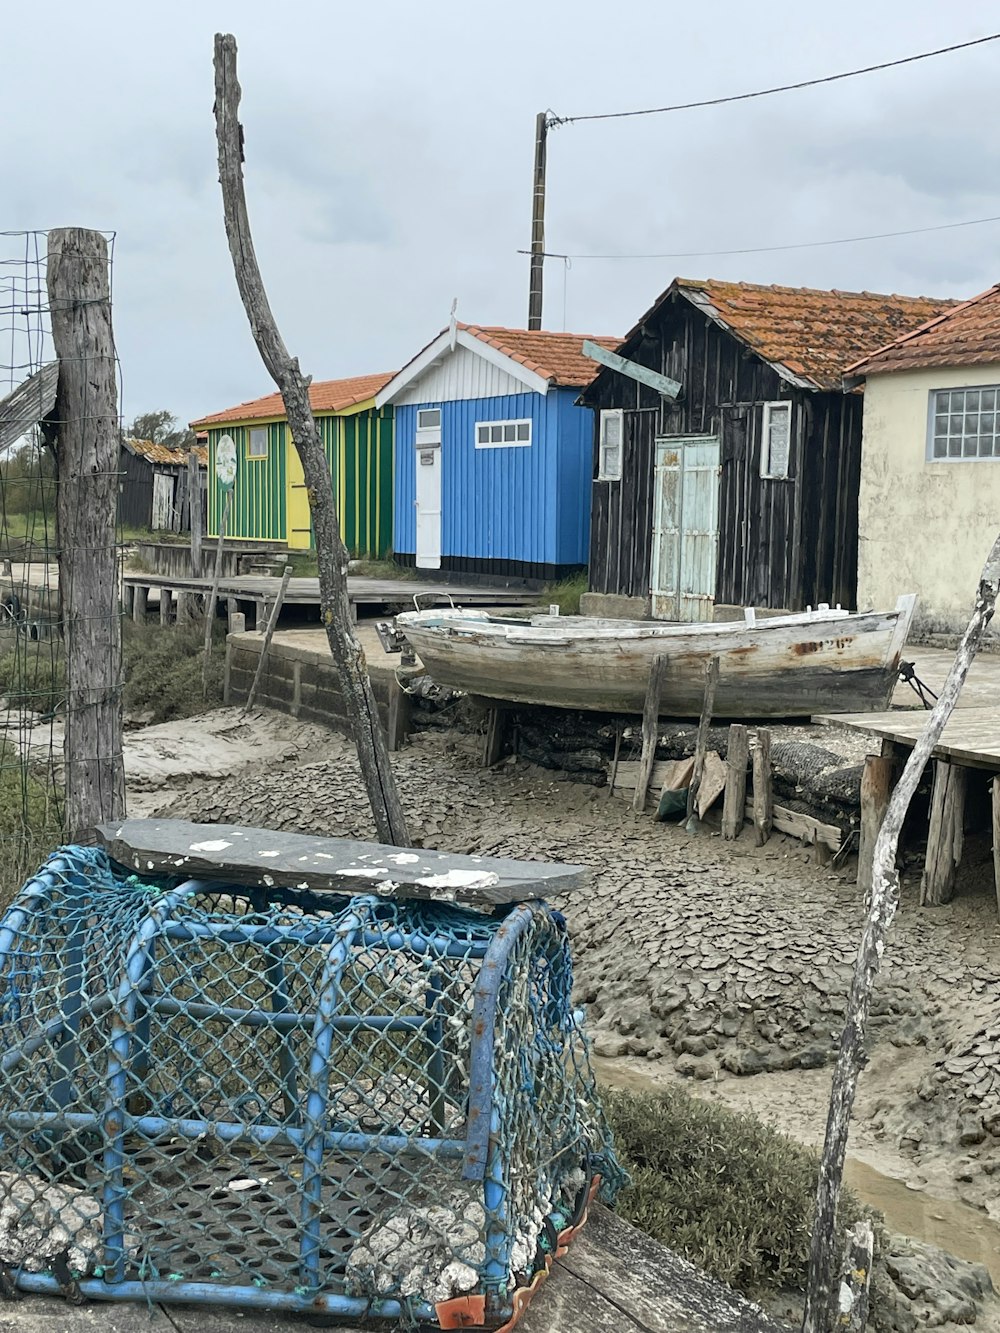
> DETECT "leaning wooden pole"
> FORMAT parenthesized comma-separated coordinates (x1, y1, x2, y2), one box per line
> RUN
(802, 537, 1000, 1333)
(213, 33, 408, 845)
(47, 228, 125, 839)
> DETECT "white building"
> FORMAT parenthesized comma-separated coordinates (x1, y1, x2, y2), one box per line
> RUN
(846, 284, 1000, 638)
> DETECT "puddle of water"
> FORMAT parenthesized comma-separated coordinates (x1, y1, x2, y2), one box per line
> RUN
(593, 1059, 1000, 1285)
(845, 1159, 1000, 1286)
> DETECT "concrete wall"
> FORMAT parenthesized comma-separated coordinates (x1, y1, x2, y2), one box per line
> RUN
(858, 364, 1000, 636)
(225, 633, 396, 735)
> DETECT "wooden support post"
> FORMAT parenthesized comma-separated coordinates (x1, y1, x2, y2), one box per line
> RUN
(175, 589, 195, 623)
(131, 584, 147, 624)
(122, 584, 135, 616)
(838, 1221, 875, 1332)
(920, 761, 967, 906)
(992, 777, 1000, 922)
(802, 531, 1000, 1333)
(202, 489, 232, 695)
(159, 587, 172, 626)
(214, 33, 409, 847)
(482, 707, 506, 768)
(241, 563, 292, 715)
(47, 227, 125, 838)
(721, 723, 749, 840)
(387, 675, 411, 753)
(226, 596, 239, 630)
(857, 754, 893, 900)
(751, 729, 773, 847)
(633, 654, 667, 813)
(686, 655, 719, 821)
(188, 449, 203, 577)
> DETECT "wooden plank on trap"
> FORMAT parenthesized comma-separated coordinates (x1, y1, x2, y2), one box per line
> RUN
(95, 818, 586, 908)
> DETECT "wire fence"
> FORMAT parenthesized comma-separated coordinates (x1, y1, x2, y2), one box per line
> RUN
(0, 230, 123, 903)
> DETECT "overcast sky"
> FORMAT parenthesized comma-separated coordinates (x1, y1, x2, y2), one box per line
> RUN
(5, 1, 1000, 426)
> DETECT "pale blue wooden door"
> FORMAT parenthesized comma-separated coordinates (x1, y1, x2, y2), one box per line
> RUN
(651, 436, 720, 621)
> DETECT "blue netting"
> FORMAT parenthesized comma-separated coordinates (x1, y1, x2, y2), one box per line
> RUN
(0, 845, 623, 1326)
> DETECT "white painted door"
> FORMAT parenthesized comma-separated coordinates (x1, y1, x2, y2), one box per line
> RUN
(152, 473, 175, 531)
(415, 444, 441, 569)
(651, 436, 720, 621)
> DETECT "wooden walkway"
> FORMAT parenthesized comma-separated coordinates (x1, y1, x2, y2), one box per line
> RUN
(122, 571, 536, 626)
(815, 706, 1000, 916)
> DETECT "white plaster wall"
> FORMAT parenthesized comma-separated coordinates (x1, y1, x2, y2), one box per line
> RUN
(858, 363, 1000, 635)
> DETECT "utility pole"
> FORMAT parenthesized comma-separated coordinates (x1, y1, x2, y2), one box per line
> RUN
(527, 111, 548, 330)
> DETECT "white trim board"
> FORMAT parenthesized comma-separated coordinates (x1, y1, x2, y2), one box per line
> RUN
(375, 328, 551, 407)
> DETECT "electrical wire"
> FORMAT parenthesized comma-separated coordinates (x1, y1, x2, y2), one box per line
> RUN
(549, 32, 1000, 125)
(516, 213, 1000, 262)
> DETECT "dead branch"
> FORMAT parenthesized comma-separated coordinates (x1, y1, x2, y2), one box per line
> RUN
(213, 32, 408, 845)
(802, 534, 1000, 1331)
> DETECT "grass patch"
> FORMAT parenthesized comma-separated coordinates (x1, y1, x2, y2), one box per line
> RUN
(0, 769, 64, 910)
(544, 571, 587, 616)
(604, 1085, 881, 1302)
(123, 620, 224, 725)
(349, 556, 415, 580)
(0, 636, 65, 716)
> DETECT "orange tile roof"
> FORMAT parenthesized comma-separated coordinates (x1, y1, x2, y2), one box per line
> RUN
(125, 438, 207, 467)
(846, 283, 1000, 377)
(190, 371, 395, 428)
(460, 325, 621, 387)
(623, 279, 956, 392)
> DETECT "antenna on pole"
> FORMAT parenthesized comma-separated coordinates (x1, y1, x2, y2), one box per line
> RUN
(449, 297, 458, 349)
(527, 112, 548, 330)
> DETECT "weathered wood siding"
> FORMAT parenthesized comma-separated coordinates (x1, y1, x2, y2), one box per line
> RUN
(587, 293, 861, 611)
(117, 446, 154, 530)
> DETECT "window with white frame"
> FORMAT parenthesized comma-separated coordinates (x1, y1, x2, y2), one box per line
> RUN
(247, 426, 268, 459)
(475, 418, 531, 448)
(761, 402, 791, 479)
(929, 386, 1000, 460)
(598, 409, 623, 481)
(417, 408, 441, 430)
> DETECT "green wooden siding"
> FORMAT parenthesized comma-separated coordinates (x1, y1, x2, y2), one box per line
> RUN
(207, 407, 393, 553)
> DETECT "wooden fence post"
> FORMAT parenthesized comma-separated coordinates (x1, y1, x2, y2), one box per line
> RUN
(633, 654, 667, 812)
(214, 33, 408, 845)
(802, 531, 1000, 1333)
(241, 563, 292, 715)
(202, 489, 231, 696)
(47, 227, 125, 839)
(751, 729, 773, 847)
(189, 448, 203, 577)
(721, 723, 748, 840)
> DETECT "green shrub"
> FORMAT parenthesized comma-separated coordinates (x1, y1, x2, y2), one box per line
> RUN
(604, 1085, 881, 1301)
(0, 637, 65, 716)
(0, 768, 64, 910)
(123, 620, 224, 724)
(543, 571, 587, 616)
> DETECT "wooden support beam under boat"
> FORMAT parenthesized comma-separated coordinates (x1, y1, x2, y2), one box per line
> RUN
(752, 730, 773, 846)
(921, 760, 967, 905)
(633, 655, 667, 812)
(482, 706, 508, 768)
(722, 724, 749, 840)
(857, 754, 893, 900)
(686, 656, 720, 823)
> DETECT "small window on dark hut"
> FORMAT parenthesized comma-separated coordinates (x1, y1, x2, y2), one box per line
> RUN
(598, 410, 623, 481)
(761, 402, 791, 479)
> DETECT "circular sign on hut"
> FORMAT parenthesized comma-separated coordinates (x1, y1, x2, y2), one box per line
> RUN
(215, 434, 238, 490)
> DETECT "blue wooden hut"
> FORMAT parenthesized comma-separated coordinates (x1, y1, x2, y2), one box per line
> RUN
(375, 322, 618, 581)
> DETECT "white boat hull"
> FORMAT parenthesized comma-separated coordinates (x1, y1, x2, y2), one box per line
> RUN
(396, 596, 917, 719)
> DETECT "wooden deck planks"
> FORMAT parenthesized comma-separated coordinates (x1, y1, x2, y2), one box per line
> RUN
(814, 707, 1000, 770)
(122, 572, 535, 609)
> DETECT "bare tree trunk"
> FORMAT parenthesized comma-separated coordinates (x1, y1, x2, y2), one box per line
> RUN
(213, 33, 408, 845)
(46, 228, 125, 839)
(802, 535, 1000, 1332)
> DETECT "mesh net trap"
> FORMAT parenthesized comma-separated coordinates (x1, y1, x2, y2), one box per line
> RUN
(0, 843, 624, 1328)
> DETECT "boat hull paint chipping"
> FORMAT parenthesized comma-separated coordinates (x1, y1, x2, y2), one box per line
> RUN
(396, 595, 918, 719)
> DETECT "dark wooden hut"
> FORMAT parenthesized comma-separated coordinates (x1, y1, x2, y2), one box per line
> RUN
(579, 279, 952, 620)
(118, 436, 207, 533)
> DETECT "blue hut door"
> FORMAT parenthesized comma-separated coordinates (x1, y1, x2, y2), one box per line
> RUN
(651, 436, 720, 621)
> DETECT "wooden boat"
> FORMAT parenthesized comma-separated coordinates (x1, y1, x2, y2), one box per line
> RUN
(395, 594, 918, 719)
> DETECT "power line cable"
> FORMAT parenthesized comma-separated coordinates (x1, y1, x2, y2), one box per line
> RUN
(516, 213, 1000, 262)
(550, 32, 1000, 126)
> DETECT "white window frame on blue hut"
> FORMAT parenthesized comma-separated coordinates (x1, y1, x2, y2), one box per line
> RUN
(474, 419, 531, 449)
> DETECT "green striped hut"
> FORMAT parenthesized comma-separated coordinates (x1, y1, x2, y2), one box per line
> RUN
(189, 372, 394, 555)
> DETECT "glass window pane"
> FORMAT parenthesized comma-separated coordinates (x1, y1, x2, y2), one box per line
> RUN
(948, 435, 962, 458)
(983, 413, 996, 436)
(503, 423, 516, 442)
(982, 389, 996, 411)
(516, 422, 530, 441)
(491, 425, 502, 443)
(932, 436, 947, 459)
(477, 426, 488, 444)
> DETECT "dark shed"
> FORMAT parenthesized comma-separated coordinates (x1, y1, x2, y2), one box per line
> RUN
(118, 437, 207, 533)
(579, 279, 953, 620)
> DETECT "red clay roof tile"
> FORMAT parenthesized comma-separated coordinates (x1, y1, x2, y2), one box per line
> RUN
(846, 283, 1000, 377)
(190, 372, 394, 428)
(460, 326, 620, 388)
